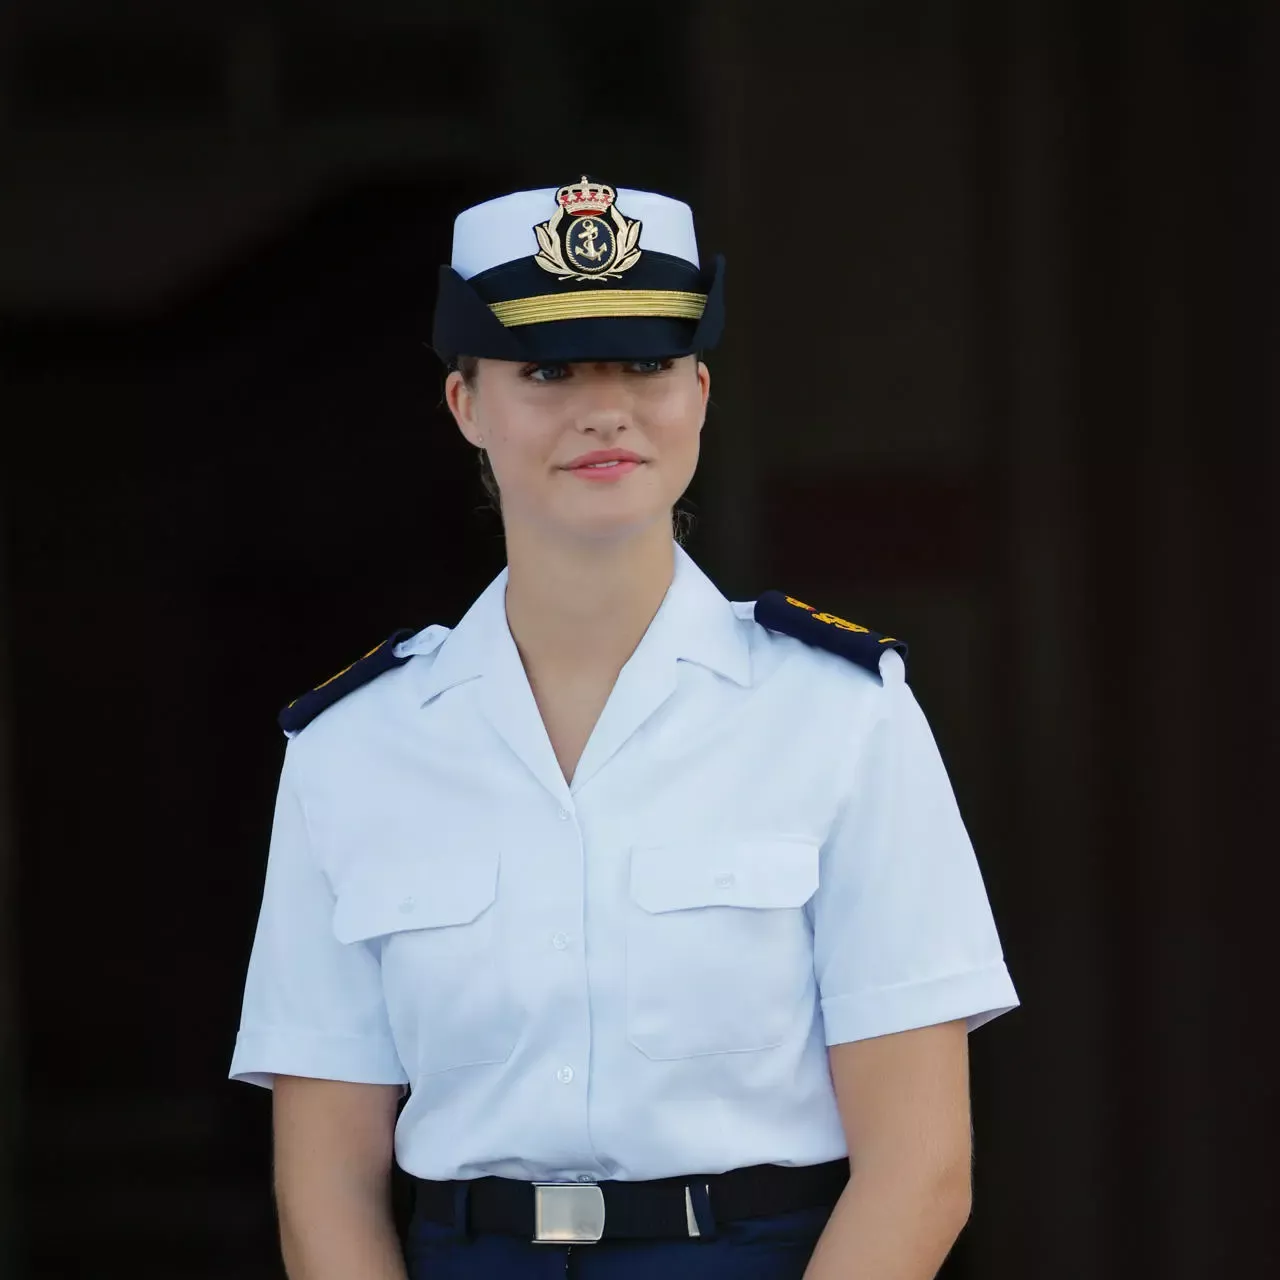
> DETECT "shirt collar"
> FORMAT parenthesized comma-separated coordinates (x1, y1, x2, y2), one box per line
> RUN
(660, 543, 752, 686)
(412, 543, 750, 707)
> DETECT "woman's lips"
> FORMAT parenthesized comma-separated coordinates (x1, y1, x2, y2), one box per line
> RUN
(564, 459, 642, 482)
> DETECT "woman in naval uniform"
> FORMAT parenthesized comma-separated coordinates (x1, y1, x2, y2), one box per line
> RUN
(230, 177, 1019, 1280)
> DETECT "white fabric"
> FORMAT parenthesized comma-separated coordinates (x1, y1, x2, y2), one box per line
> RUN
(451, 187, 700, 281)
(229, 546, 1018, 1182)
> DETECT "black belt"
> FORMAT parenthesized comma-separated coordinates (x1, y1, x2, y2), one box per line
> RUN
(412, 1158, 849, 1244)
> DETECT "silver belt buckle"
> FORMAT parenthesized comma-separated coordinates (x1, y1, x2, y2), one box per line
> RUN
(531, 1182, 606, 1244)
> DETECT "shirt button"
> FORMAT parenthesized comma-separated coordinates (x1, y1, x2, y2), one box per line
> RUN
(714, 873, 736, 889)
(398, 897, 416, 913)
(577, 1174, 595, 1183)
(551, 933, 570, 951)
(558, 809, 570, 821)
(557, 1066, 575, 1084)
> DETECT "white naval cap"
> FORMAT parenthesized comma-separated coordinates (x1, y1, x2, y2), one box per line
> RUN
(451, 186, 701, 281)
(432, 175, 724, 363)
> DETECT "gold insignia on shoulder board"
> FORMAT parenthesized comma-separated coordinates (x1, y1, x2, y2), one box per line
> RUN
(533, 176, 642, 283)
(784, 595, 897, 643)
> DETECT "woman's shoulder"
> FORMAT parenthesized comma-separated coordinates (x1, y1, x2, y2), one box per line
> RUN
(279, 623, 451, 740)
(733, 591, 908, 693)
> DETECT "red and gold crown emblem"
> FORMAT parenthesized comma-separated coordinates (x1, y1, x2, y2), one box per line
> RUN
(533, 175, 641, 282)
(557, 176, 616, 217)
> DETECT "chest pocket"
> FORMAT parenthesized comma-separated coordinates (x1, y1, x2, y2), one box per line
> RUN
(626, 838, 820, 1060)
(332, 849, 518, 1077)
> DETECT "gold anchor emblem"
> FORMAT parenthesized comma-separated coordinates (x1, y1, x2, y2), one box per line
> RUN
(573, 218, 609, 262)
(533, 177, 642, 282)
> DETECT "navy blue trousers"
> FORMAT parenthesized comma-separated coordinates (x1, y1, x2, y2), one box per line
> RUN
(404, 1199, 832, 1279)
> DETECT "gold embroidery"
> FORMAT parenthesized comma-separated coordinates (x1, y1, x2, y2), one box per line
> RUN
(489, 290, 707, 328)
(784, 594, 883, 639)
(532, 176, 643, 282)
(813, 612, 870, 634)
(306, 638, 388, 696)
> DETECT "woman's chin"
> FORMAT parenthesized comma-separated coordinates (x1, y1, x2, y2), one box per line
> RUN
(555, 502, 672, 546)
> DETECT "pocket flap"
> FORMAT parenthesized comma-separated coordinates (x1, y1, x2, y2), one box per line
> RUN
(629, 839, 819, 914)
(332, 850, 499, 944)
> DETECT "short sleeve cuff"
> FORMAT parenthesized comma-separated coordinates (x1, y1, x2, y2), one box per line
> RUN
(820, 962, 1020, 1045)
(228, 1027, 410, 1090)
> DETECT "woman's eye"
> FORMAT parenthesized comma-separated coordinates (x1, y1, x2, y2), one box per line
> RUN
(629, 359, 670, 375)
(524, 363, 569, 383)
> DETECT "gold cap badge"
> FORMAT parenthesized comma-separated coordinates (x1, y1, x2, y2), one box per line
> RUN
(532, 176, 642, 283)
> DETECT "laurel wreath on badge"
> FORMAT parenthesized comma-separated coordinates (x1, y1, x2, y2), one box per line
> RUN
(534, 203, 643, 283)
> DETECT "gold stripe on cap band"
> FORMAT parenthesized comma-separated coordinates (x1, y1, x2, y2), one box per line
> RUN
(489, 289, 707, 328)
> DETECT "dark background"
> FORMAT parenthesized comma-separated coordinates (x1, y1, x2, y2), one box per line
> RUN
(2, 1, 1277, 1276)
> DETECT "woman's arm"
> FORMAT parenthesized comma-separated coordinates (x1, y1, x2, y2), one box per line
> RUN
(804, 1020, 974, 1280)
(272, 1076, 408, 1280)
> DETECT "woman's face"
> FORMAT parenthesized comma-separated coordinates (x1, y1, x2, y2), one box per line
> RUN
(445, 356, 711, 545)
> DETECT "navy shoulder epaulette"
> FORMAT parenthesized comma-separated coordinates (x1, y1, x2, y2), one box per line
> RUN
(754, 591, 907, 682)
(278, 630, 416, 734)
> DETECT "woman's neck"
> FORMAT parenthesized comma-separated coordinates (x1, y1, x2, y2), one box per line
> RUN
(503, 524, 676, 681)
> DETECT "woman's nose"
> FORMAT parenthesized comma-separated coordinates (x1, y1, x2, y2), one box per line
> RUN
(573, 384, 634, 434)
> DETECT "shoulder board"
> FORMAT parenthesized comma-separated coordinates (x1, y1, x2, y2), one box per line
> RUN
(754, 591, 907, 681)
(278, 630, 416, 734)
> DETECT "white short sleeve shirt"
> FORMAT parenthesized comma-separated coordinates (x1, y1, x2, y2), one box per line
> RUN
(229, 546, 1018, 1182)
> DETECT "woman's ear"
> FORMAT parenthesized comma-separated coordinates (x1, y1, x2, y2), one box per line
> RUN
(445, 369, 483, 448)
(697, 360, 711, 419)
